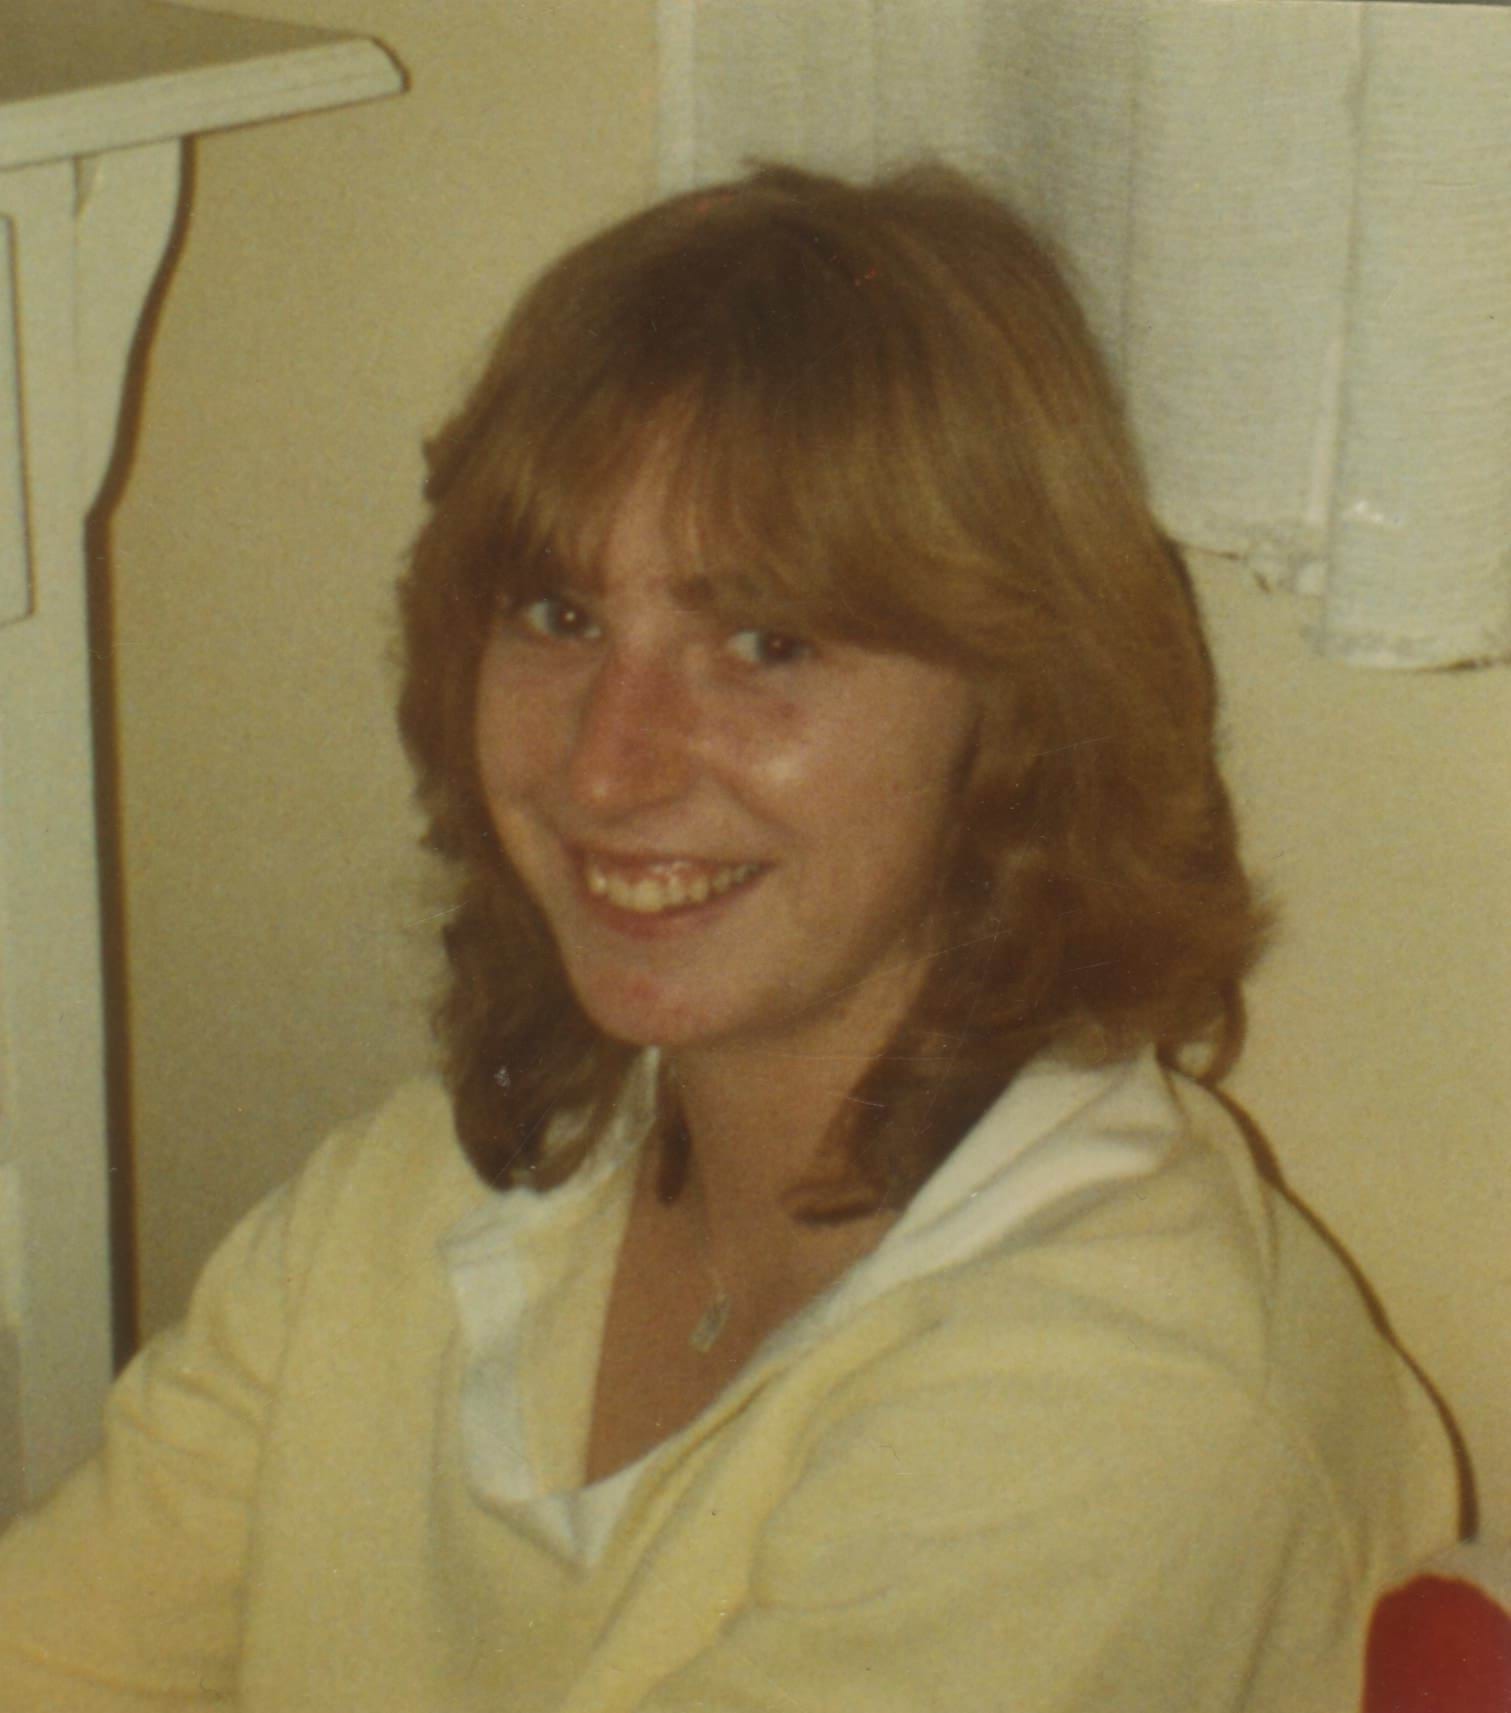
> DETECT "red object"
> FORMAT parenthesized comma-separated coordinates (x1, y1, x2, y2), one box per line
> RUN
(1364, 1574, 1511, 1711)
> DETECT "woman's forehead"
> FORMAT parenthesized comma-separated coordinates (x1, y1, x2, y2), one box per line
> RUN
(564, 553, 721, 614)
(555, 459, 795, 612)
(520, 423, 914, 645)
(569, 550, 803, 640)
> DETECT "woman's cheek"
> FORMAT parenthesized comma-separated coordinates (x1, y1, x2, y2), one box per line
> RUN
(477, 652, 575, 794)
(715, 688, 826, 795)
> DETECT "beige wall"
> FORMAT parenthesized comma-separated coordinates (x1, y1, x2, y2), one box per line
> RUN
(1196, 557, 1511, 1536)
(112, 1, 1508, 1532)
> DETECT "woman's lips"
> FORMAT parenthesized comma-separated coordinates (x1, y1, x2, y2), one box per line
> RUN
(577, 850, 764, 916)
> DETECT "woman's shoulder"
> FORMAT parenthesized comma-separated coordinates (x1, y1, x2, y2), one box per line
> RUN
(883, 1055, 1375, 1400)
(847, 1052, 1279, 1355)
(258, 1076, 489, 1291)
(826, 1052, 1457, 1570)
(302, 1075, 478, 1194)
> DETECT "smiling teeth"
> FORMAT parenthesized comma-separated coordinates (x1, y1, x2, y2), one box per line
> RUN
(585, 858, 760, 914)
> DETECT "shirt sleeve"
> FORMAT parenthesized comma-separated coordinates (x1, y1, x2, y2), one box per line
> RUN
(632, 1310, 1372, 1713)
(0, 1163, 311, 1710)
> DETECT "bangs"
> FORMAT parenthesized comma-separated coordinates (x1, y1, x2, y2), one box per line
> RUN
(449, 177, 1024, 662)
(470, 383, 958, 656)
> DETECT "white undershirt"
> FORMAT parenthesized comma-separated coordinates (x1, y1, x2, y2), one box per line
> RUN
(439, 1049, 1180, 1566)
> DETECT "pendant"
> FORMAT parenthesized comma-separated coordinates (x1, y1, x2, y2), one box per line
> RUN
(689, 1289, 732, 1355)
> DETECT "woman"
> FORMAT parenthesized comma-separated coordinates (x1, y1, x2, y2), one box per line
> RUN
(0, 164, 1458, 1709)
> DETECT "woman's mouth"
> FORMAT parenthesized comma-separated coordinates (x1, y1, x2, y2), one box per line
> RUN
(579, 852, 763, 916)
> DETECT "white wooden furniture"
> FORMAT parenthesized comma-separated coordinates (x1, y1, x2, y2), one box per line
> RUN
(0, 0, 400, 1514)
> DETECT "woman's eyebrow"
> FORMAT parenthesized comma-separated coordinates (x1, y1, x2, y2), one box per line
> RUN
(527, 558, 603, 596)
(668, 572, 719, 612)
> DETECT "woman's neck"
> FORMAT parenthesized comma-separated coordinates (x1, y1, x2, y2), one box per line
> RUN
(663, 973, 917, 1264)
(669, 1049, 846, 1219)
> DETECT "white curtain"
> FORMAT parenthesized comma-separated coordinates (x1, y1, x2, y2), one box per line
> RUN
(658, 0, 1511, 670)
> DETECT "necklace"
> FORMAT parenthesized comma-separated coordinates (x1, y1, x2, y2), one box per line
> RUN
(689, 1281, 732, 1355)
(686, 1176, 732, 1355)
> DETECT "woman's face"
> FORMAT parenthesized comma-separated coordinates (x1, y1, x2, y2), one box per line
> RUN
(474, 471, 980, 1065)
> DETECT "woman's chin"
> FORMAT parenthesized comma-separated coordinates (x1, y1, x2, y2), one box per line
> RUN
(569, 978, 723, 1052)
(567, 968, 780, 1056)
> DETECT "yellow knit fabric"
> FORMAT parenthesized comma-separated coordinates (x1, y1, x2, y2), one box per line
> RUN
(0, 1066, 1459, 1711)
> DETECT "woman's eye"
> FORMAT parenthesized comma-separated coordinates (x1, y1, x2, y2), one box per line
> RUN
(726, 628, 812, 668)
(515, 594, 599, 641)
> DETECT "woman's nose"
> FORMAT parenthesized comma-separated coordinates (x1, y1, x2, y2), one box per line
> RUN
(564, 649, 698, 818)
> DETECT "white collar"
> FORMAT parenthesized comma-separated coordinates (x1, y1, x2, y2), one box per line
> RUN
(439, 1049, 1185, 1562)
